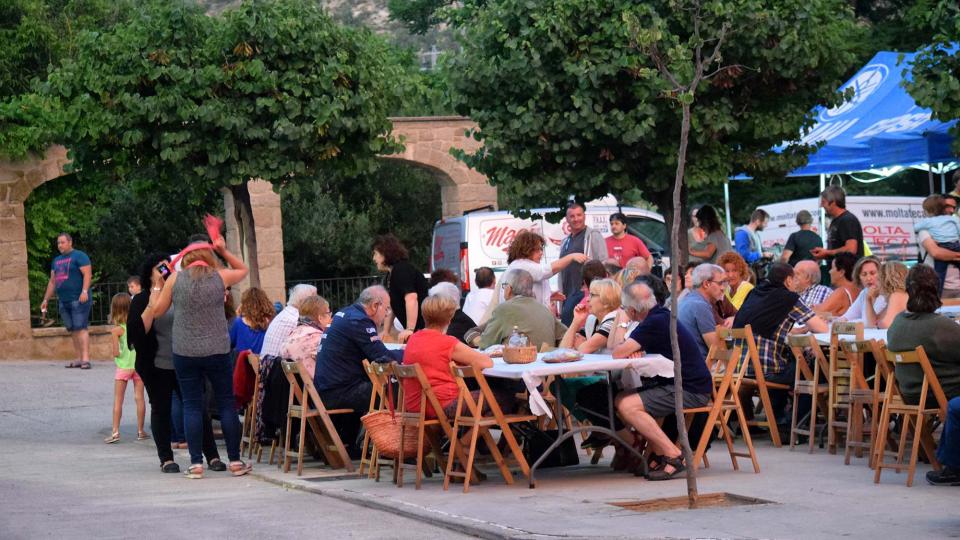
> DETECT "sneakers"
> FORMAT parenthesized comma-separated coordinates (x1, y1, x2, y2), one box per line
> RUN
(926, 466, 960, 486)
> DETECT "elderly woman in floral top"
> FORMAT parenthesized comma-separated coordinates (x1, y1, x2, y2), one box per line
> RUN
(279, 295, 333, 378)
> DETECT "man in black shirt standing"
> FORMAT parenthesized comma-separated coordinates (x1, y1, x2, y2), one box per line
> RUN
(811, 185, 863, 264)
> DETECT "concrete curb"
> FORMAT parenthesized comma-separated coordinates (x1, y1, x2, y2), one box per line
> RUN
(250, 470, 597, 540)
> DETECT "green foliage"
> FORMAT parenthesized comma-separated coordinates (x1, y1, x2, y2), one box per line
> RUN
(24, 170, 223, 309)
(390, 48, 456, 116)
(904, 1, 960, 154)
(281, 160, 441, 280)
(446, 0, 862, 215)
(34, 0, 404, 193)
(387, 0, 459, 35)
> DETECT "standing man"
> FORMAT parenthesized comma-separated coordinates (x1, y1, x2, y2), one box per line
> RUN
(734, 209, 770, 264)
(811, 185, 864, 263)
(41, 233, 93, 369)
(559, 202, 607, 298)
(605, 212, 652, 268)
(780, 210, 822, 265)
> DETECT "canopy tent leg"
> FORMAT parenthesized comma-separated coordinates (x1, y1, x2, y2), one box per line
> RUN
(723, 178, 732, 239)
(941, 163, 946, 193)
(929, 167, 935, 195)
(819, 174, 827, 246)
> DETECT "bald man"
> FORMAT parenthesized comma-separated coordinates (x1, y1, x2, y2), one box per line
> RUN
(794, 260, 832, 309)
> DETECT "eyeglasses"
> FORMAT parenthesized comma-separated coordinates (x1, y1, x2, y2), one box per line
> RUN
(501, 283, 511, 289)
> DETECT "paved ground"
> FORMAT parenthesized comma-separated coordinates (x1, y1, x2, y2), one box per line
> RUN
(0, 361, 472, 540)
(2, 360, 957, 540)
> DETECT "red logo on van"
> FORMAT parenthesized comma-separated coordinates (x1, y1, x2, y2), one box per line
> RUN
(484, 226, 518, 253)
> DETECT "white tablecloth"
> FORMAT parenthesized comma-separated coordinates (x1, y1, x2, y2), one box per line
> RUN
(813, 327, 887, 346)
(483, 353, 672, 417)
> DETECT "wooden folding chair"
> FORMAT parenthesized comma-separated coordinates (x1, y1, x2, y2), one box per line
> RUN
(240, 353, 260, 457)
(719, 325, 785, 447)
(786, 334, 829, 452)
(444, 363, 537, 493)
(839, 339, 884, 466)
(873, 344, 948, 487)
(826, 322, 864, 454)
(279, 360, 356, 476)
(684, 335, 759, 473)
(391, 362, 463, 489)
(359, 359, 390, 478)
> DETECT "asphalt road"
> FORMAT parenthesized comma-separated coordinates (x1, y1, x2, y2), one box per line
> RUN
(0, 361, 473, 540)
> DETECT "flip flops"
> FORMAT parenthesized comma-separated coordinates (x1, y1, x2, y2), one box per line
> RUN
(104, 432, 120, 444)
(228, 460, 252, 477)
(80, 362, 91, 369)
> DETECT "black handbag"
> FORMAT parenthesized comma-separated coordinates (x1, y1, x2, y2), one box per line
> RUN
(513, 424, 580, 469)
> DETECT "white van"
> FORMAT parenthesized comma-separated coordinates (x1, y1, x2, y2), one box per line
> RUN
(431, 200, 668, 291)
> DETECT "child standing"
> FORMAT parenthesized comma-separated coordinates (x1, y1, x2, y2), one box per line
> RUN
(105, 293, 147, 443)
(915, 194, 960, 293)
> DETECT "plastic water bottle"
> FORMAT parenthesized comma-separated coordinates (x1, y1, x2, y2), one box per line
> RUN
(508, 326, 527, 347)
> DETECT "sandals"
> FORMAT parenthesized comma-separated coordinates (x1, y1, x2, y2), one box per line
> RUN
(161, 461, 180, 473)
(646, 455, 686, 481)
(80, 362, 91, 370)
(137, 432, 150, 440)
(184, 464, 204, 479)
(104, 432, 120, 444)
(65, 361, 83, 368)
(228, 460, 252, 477)
(208, 458, 227, 472)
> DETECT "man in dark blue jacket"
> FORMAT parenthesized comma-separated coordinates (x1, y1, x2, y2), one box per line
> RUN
(314, 285, 402, 454)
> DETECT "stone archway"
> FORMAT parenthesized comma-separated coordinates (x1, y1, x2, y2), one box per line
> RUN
(0, 116, 496, 360)
(386, 116, 498, 217)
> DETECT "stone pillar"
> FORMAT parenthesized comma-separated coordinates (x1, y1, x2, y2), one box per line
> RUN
(0, 146, 69, 360)
(223, 180, 287, 304)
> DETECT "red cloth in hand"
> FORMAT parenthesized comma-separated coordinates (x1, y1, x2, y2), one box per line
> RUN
(204, 214, 223, 242)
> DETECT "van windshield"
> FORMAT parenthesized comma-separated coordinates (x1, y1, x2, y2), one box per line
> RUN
(625, 216, 668, 256)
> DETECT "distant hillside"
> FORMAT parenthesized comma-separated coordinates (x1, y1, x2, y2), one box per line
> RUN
(196, 0, 455, 52)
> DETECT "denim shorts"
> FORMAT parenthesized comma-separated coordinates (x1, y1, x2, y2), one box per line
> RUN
(58, 299, 92, 331)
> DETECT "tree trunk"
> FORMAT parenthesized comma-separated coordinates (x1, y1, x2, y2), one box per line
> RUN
(230, 180, 261, 288)
(670, 102, 698, 508)
(650, 185, 690, 269)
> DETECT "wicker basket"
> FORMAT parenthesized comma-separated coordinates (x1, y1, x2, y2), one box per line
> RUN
(503, 345, 538, 364)
(360, 411, 421, 459)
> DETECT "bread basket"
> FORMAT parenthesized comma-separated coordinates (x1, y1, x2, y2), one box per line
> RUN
(503, 345, 538, 364)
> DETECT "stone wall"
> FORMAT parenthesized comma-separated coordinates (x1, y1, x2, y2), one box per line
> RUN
(0, 117, 494, 359)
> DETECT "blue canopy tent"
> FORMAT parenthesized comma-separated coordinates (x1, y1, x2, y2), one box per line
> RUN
(723, 48, 959, 237)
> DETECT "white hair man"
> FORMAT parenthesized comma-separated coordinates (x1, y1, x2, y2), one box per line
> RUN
(479, 268, 566, 350)
(611, 282, 713, 481)
(794, 260, 832, 308)
(677, 263, 726, 358)
(259, 283, 318, 358)
(313, 285, 403, 455)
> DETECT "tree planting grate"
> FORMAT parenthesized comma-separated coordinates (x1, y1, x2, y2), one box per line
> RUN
(610, 492, 775, 513)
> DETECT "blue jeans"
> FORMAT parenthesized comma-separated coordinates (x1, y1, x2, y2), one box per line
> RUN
(172, 352, 242, 465)
(58, 299, 91, 331)
(933, 241, 960, 294)
(939, 397, 960, 469)
(170, 388, 186, 443)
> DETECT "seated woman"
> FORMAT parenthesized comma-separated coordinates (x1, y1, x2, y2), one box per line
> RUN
(560, 278, 622, 354)
(865, 261, 908, 329)
(841, 256, 882, 321)
(402, 295, 497, 419)
(814, 252, 859, 317)
(717, 251, 754, 309)
(229, 287, 274, 355)
(278, 295, 332, 378)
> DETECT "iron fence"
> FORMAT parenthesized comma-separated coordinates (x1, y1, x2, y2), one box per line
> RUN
(285, 275, 383, 311)
(34, 281, 131, 328)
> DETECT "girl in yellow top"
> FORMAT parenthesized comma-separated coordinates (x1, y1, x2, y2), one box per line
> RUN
(718, 252, 754, 309)
(104, 293, 146, 444)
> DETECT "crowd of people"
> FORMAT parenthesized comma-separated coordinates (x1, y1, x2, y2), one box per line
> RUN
(48, 181, 960, 486)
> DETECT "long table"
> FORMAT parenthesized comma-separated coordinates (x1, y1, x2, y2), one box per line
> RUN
(813, 327, 888, 346)
(483, 352, 672, 488)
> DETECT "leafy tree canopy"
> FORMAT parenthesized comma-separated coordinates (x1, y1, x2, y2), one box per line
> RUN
(904, 0, 960, 154)
(446, 0, 861, 217)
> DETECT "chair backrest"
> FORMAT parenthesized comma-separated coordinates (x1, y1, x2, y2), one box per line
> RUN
(829, 321, 864, 374)
(717, 324, 758, 375)
(449, 362, 510, 422)
(391, 362, 453, 429)
(882, 345, 949, 420)
(839, 339, 881, 390)
(706, 336, 743, 391)
(363, 359, 391, 412)
(786, 333, 824, 383)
